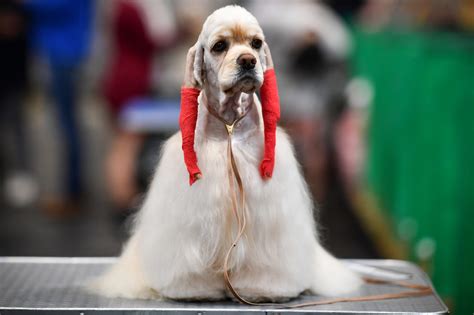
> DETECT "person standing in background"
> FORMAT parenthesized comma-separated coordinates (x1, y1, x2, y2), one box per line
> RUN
(25, 0, 93, 216)
(102, 0, 176, 215)
(0, 0, 35, 208)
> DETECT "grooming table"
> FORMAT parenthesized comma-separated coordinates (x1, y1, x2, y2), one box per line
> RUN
(0, 257, 448, 314)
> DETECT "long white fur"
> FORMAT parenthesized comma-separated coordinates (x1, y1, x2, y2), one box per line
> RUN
(90, 5, 361, 301)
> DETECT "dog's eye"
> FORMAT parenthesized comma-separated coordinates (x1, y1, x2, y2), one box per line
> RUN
(212, 40, 227, 53)
(251, 39, 262, 49)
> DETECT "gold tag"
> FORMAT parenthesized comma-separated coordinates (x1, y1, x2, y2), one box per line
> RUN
(225, 124, 234, 135)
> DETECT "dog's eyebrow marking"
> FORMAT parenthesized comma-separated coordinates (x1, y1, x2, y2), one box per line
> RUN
(231, 24, 248, 43)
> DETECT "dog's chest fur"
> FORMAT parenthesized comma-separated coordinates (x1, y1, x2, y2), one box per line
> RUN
(192, 121, 266, 270)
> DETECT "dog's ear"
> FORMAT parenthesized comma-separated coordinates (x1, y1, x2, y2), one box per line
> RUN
(193, 42, 205, 87)
(259, 43, 267, 72)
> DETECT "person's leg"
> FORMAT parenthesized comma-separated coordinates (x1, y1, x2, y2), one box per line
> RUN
(50, 63, 82, 200)
(0, 92, 39, 207)
(105, 129, 143, 210)
(0, 92, 27, 170)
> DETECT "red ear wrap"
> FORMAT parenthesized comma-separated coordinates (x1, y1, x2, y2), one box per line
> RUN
(179, 87, 201, 185)
(259, 69, 281, 179)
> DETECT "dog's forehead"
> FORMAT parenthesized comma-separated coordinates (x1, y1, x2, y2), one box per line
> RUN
(200, 5, 263, 45)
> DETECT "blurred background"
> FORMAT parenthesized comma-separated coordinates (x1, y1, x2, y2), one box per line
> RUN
(0, 0, 473, 312)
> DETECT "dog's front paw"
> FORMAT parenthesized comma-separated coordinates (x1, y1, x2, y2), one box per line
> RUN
(86, 276, 159, 300)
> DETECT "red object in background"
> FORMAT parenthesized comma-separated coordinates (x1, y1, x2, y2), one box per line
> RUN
(103, 1, 155, 116)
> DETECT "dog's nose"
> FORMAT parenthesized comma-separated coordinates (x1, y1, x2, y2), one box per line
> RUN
(237, 54, 257, 70)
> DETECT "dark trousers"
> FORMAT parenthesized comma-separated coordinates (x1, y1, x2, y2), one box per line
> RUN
(0, 91, 27, 178)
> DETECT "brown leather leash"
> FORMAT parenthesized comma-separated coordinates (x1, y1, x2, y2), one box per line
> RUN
(207, 107, 433, 309)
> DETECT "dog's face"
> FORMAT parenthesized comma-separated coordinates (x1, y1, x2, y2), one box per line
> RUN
(193, 6, 266, 96)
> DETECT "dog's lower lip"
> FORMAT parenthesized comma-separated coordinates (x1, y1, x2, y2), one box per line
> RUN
(237, 73, 257, 81)
(236, 74, 258, 88)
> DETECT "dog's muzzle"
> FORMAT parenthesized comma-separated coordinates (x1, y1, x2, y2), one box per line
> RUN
(224, 73, 260, 94)
(223, 54, 262, 94)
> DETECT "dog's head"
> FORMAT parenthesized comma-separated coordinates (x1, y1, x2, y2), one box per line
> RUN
(193, 5, 266, 98)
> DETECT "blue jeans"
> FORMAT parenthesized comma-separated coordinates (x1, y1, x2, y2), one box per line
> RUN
(50, 64, 81, 198)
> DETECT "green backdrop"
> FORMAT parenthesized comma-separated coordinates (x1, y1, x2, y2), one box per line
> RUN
(351, 28, 474, 313)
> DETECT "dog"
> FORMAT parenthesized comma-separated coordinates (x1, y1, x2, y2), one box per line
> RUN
(91, 5, 361, 302)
